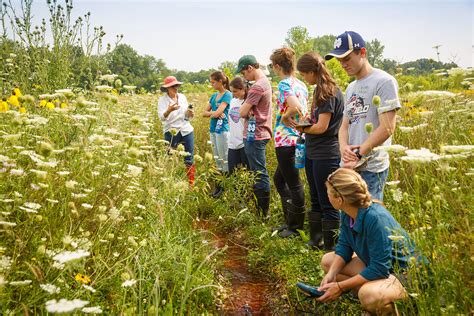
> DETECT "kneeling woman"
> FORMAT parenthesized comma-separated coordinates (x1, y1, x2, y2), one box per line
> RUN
(318, 168, 423, 314)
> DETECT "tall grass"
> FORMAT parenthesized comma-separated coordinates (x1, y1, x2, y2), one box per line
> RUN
(0, 92, 225, 314)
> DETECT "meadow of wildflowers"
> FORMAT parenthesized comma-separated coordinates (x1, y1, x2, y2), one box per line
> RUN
(1, 1, 473, 314)
(1, 82, 472, 314)
(0, 90, 228, 314)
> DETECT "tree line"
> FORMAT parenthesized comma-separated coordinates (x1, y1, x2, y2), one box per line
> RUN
(0, 1, 459, 95)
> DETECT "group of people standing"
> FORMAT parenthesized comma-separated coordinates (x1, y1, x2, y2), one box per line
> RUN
(158, 31, 425, 314)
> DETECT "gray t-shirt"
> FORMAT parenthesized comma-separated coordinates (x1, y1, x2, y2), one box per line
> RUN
(344, 68, 401, 172)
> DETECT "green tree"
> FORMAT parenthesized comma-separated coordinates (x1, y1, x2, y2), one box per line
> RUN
(313, 34, 336, 57)
(107, 44, 170, 91)
(366, 39, 385, 68)
(326, 59, 351, 90)
(218, 61, 237, 80)
(380, 58, 399, 75)
(400, 58, 457, 76)
(285, 26, 314, 59)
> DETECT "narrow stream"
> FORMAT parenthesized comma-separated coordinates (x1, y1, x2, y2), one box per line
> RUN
(196, 221, 274, 315)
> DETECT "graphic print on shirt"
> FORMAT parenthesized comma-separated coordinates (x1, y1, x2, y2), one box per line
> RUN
(346, 93, 369, 124)
(229, 106, 241, 123)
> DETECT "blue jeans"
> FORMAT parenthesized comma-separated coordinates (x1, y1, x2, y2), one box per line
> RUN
(305, 158, 341, 220)
(164, 131, 194, 166)
(228, 147, 249, 174)
(243, 139, 270, 192)
(210, 132, 229, 172)
(360, 168, 389, 201)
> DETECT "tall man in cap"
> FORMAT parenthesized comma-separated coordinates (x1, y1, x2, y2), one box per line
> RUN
(326, 31, 401, 200)
(236, 55, 273, 217)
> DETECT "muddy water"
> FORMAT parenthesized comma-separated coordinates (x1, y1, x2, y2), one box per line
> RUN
(196, 221, 274, 315)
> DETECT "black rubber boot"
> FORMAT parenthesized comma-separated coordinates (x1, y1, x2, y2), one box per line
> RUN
(274, 197, 291, 232)
(322, 219, 340, 251)
(211, 185, 223, 198)
(211, 171, 227, 198)
(254, 189, 270, 218)
(279, 203, 305, 238)
(307, 212, 323, 249)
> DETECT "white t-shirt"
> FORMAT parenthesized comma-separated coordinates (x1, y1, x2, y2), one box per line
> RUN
(228, 98, 246, 150)
(344, 68, 401, 172)
(157, 93, 194, 136)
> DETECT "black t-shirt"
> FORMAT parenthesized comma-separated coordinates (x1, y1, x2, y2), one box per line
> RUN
(305, 88, 344, 160)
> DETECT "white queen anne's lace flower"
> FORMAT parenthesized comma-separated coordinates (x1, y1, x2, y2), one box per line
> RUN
(0, 221, 16, 227)
(388, 235, 405, 242)
(45, 298, 89, 313)
(52, 249, 90, 264)
(400, 148, 440, 163)
(441, 145, 474, 153)
(40, 283, 61, 294)
(126, 164, 143, 177)
(9, 280, 32, 286)
(373, 144, 407, 153)
(82, 306, 103, 314)
(82, 284, 96, 293)
(121, 279, 137, 287)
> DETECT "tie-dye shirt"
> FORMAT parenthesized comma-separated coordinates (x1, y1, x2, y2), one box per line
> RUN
(274, 77, 309, 147)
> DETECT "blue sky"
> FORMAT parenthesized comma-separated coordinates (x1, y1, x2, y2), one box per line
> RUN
(22, 0, 474, 71)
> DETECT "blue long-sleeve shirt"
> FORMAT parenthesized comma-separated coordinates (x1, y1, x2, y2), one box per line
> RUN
(335, 202, 416, 281)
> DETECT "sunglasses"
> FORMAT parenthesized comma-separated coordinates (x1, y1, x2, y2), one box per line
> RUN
(267, 63, 273, 70)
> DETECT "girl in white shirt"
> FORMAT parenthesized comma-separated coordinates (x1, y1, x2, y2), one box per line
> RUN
(228, 77, 249, 174)
(157, 76, 195, 186)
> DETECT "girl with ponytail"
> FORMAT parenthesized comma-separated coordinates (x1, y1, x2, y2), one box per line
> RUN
(269, 47, 309, 238)
(204, 71, 232, 197)
(296, 52, 344, 250)
(313, 168, 423, 315)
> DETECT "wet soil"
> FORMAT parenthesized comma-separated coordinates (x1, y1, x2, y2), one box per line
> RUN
(195, 221, 277, 315)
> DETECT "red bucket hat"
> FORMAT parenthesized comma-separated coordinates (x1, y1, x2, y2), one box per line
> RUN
(161, 76, 183, 88)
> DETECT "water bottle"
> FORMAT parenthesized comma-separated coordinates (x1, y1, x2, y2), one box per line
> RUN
(184, 104, 193, 121)
(295, 136, 305, 169)
(247, 115, 256, 143)
(215, 118, 224, 134)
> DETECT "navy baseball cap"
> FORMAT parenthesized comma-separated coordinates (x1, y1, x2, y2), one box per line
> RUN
(325, 31, 366, 60)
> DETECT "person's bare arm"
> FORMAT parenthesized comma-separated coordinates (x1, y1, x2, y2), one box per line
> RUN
(358, 110, 397, 156)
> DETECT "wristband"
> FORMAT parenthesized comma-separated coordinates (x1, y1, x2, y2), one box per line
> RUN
(353, 148, 363, 160)
(337, 281, 343, 292)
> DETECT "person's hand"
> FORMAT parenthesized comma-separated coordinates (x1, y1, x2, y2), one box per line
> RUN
(299, 114, 311, 123)
(342, 160, 358, 169)
(295, 124, 313, 134)
(317, 282, 343, 302)
(167, 102, 180, 113)
(319, 272, 336, 288)
(281, 113, 298, 128)
(295, 125, 304, 133)
(185, 109, 194, 119)
(219, 113, 225, 119)
(342, 145, 360, 163)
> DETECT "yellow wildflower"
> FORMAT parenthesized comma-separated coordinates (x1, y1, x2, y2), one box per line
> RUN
(46, 102, 55, 109)
(13, 87, 22, 97)
(60, 102, 67, 108)
(0, 101, 9, 112)
(75, 273, 91, 284)
(39, 100, 47, 107)
(19, 107, 27, 114)
(7, 95, 19, 107)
